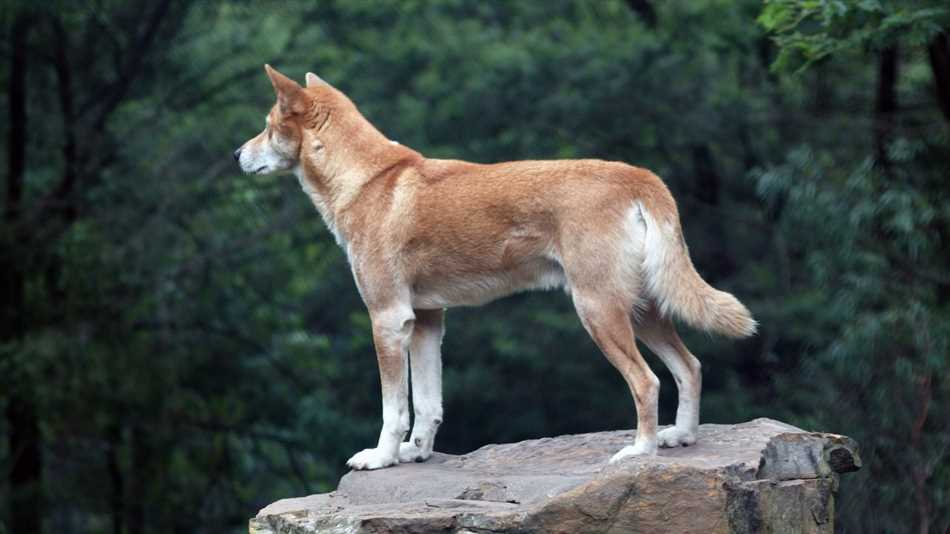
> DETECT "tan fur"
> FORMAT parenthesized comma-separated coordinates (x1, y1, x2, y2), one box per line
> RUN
(236, 66, 756, 469)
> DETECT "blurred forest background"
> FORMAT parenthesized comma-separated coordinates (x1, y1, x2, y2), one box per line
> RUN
(1, 1, 948, 532)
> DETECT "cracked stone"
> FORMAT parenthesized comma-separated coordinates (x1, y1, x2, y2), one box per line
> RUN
(250, 418, 861, 534)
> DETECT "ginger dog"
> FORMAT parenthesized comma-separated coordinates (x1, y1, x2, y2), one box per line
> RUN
(235, 65, 756, 470)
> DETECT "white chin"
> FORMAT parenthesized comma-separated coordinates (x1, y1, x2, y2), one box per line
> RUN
(241, 164, 269, 175)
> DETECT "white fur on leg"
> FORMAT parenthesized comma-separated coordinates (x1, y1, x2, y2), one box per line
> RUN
(402, 422, 441, 463)
(657, 426, 697, 447)
(637, 323, 702, 449)
(348, 306, 413, 471)
(609, 436, 658, 463)
(658, 362, 700, 448)
(401, 310, 444, 463)
(399, 412, 441, 463)
(347, 396, 409, 470)
(657, 384, 698, 448)
(398, 441, 426, 463)
(347, 447, 399, 470)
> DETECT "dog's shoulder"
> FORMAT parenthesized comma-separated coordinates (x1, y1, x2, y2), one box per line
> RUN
(414, 157, 482, 185)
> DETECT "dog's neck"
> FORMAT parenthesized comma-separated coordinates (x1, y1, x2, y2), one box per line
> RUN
(294, 109, 419, 247)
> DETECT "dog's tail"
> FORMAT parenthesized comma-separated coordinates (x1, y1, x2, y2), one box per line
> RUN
(639, 204, 757, 338)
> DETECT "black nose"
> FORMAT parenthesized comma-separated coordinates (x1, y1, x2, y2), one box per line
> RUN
(233, 148, 242, 162)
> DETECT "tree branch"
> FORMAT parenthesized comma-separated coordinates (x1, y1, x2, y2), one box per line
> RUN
(47, 15, 79, 223)
(91, 0, 175, 130)
(874, 45, 899, 169)
(5, 12, 34, 226)
(4, 14, 42, 534)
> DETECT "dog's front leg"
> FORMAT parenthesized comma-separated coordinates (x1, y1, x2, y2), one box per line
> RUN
(400, 308, 444, 463)
(346, 306, 414, 470)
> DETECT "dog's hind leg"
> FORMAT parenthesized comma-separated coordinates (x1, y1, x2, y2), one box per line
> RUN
(400, 308, 444, 463)
(572, 291, 660, 461)
(635, 307, 702, 448)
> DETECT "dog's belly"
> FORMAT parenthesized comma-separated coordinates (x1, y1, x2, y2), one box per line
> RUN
(410, 257, 567, 309)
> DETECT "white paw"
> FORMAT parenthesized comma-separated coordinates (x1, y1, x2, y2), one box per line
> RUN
(398, 441, 431, 463)
(657, 427, 697, 448)
(346, 448, 398, 470)
(609, 441, 657, 463)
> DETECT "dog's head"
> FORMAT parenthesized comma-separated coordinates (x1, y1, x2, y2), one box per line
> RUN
(234, 65, 342, 177)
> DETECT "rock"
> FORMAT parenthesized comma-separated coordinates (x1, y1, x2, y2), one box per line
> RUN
(250, 418, 861, 534)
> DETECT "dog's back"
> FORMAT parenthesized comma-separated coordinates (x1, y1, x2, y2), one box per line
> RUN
(352, 156, 755, 340)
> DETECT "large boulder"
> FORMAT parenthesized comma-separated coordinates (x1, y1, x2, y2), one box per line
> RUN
(250, 418, 860, 533)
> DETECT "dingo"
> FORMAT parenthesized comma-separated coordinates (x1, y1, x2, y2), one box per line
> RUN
(235, 65, 756, 470)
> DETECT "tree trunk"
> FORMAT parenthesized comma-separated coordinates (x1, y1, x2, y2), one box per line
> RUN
(874, 45, 899, 169)
(690, 144, 733, 274)
(6, 398, 42, 534)
(909, 373, 932, 534)
(927, 31, 950, 126)
(4, 12, 43, 534)
(49, 16, 78, 224)
(108, 424, 125, 534)
(127, 426, 150, 534)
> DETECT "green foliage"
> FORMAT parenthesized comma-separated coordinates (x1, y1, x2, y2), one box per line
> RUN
(759, 0, 950, 71)
(756, 142, 950, 531)
(1, 1, 948, 532)
(757, 2, 950, 530)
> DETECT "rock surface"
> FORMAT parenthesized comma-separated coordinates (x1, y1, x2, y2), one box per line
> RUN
(250, 418, 860, 534)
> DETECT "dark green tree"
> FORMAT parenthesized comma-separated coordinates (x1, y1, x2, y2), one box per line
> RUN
(1, 1, 947, 532)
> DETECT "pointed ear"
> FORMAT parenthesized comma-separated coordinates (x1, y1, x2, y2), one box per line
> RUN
(306, 72, 329, 88)
(264, 64, 305, 114)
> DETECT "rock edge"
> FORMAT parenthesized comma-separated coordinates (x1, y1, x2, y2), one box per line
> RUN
(250, 418, 860, 534)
